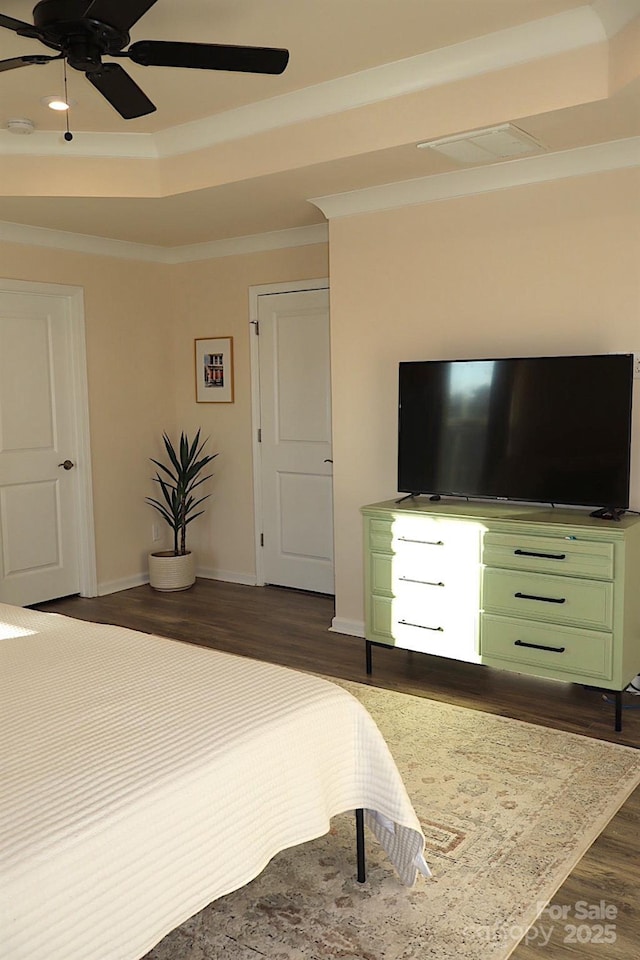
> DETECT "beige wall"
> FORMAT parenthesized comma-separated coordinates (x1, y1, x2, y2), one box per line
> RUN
(0, 243, 174, 589)
(0, 240, 328, 592)
(159, 243, 328, 583)
(167, 243, 329, 582)
(328, 168, 640, 627)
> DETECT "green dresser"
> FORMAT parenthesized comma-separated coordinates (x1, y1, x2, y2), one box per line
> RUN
(362, 499, 640, 729)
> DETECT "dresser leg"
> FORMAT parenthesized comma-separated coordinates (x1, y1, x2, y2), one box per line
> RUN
(365, 639, 373, 675)
(356, 808, 366, 882)
(615, 690, 623, 732)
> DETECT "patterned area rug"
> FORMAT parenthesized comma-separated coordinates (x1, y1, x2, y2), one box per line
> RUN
(145, 680, 640, 960)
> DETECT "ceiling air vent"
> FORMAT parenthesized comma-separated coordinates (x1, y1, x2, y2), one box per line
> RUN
(417, 123, 544, 163)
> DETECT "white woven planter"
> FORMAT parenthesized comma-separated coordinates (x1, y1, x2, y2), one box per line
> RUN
(148, 551, 196, 592)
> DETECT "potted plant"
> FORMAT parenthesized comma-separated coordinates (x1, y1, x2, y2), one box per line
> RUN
(146, 430, 217, 591)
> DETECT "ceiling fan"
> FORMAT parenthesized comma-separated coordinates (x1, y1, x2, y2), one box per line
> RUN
(0, 0, 290, 119)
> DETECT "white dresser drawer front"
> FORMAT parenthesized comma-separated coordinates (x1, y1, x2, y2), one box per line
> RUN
(394, 518, 479, 586)
(482, 567, 614, 631)
(393, 550, 477, 591)
(393, 539, 457, 582)
(481, 614, 613, 680)
(394, 516, 481, 557)
(482, 532, 614, 580)
(395, 618, 480, 662)
(393, 579, 459, 628)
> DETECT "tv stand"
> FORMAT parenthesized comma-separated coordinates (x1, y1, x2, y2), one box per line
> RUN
(362, 499, 640, 732)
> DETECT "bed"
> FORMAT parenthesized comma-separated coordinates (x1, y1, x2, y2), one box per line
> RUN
(0, 602, 428, 960)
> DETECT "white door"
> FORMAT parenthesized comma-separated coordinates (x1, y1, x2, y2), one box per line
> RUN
(0, 288, 88, 605)
(256, 288, 334, 594)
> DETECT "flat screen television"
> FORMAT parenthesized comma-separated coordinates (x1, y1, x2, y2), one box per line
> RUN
(397, 354, 633, 511)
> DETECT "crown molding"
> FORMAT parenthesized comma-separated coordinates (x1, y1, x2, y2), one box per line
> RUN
(0, 220, 162, 260)
(310, 137, 640, 220)
(153, 6, 609, 159)
(162, 224, 329, 263)
(3, 3, 637, 162)
(0, 129, 157, 158)
(0, 219, 328, 263)
(593, 0, 640, 36)
(0, 138, 636, 261)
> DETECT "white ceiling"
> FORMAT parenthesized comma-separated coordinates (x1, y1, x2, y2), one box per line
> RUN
(0, 0, 638, 250)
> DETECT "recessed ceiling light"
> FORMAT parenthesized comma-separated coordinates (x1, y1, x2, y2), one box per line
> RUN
(41, 95, 76, 111)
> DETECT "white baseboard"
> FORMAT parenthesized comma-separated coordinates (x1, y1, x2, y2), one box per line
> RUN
(96, 573, 148, 596)
(96, 569, 275, 595)
(330, 617, 365, 638)
(196, 567, 258, 586)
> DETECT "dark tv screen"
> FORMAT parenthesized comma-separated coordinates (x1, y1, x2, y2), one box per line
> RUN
(397, 354, 633, 509)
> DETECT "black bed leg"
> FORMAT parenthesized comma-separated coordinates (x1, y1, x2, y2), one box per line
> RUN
(355, 808, 366, 883)
(365, 640, 373, 676)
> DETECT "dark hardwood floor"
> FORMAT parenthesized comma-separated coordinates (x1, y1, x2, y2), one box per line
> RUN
(35, 578, 640, 959)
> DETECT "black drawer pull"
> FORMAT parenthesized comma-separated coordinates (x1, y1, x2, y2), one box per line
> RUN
(514, 639, 566, 654)
(399, 577, 445, 587)
(399, 620, 444, 632)
(514, 548, 566, 561)
(514, 591, 566, 604)
(398, 537, 444, 546)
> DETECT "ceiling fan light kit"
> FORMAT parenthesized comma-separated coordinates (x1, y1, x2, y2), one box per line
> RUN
(0, 0, 290, 120)
(41, 94, 72, 109)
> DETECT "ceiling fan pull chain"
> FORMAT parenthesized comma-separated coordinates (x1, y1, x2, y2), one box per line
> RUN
(63, 58, 73, 142)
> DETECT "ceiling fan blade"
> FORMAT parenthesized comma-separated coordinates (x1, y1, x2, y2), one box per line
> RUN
(0, 53, 58, 72)
(0, 13, 40, 37)
(127, 40, 290, 75)
(86, 62, 156, 119)
(81, 0, 158, 32)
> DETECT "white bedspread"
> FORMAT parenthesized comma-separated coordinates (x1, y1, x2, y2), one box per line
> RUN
(0, 603, 427, 960)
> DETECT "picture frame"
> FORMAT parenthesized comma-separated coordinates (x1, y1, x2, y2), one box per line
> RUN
(195, 337, 234, 403)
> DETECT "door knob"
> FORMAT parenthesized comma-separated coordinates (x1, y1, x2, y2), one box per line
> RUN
(58, 459, 75, 470)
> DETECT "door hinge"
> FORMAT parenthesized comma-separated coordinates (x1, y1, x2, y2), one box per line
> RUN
(257, 428, 262, 443)
(260, 533, 264, 547)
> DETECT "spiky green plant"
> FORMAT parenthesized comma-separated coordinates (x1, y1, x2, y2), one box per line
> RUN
(146, 430, 217, 555)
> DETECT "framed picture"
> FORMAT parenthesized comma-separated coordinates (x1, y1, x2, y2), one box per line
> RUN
(195, 337, 234, 403)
